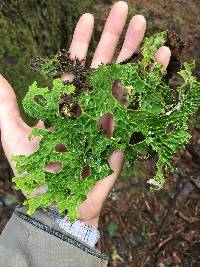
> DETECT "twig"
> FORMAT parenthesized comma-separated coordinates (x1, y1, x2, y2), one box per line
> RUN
(174, 209, 199, 223)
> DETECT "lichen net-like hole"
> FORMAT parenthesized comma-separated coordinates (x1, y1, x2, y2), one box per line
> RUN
(97, 112, 115, 138)
(59, 93, 82, 119)
(81, 165, 91, 180)
(129, 132, 146, 145)
(112, 80, 128, 107)
(165, 123, 176, 134)
(55, 144, 68, 152)
(33, 95, 47, 106)
(44, 162, 63, 173)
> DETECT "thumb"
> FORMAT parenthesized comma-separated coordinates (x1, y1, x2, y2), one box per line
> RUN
(87, 149, 125, 205)
(0, 74, 24, 130)
(77, 149, 124, 223)
(108, 149, 125, 175)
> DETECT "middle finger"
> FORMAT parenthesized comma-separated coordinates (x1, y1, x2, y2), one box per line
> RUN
(91, 1, 128, 68)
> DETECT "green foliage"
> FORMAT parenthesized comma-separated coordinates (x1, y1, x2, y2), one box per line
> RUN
(140, 31, 167, 70)
(107, 222, 118, 237)
(12, 32, 200, 221)
(140, 227, 149, 240)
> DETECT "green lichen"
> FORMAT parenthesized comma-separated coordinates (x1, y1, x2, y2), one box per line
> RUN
(12, 32, 200, 221)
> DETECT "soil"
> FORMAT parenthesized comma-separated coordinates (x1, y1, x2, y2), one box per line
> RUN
(0, 1, 200, 266)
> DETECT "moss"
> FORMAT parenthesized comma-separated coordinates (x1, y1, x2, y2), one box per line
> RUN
(0, 0, 98, 123)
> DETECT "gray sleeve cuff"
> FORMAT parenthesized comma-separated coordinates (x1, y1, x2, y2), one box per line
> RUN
(46, 206, 100, 247)
(55, 217, 100, 247)
(0, 206, 108, 267)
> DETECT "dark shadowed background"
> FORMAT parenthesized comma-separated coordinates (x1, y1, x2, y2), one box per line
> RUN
(0, 1, 200, 266)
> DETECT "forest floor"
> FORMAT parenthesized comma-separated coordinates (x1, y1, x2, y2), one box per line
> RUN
(1, 0, 200, 266)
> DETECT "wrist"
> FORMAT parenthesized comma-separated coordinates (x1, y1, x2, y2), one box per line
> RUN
(46, 207, 100, 247)
(82, 217, 99, 229)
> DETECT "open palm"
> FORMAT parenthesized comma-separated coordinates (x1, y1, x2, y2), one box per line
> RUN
(0, 1, 171, 228)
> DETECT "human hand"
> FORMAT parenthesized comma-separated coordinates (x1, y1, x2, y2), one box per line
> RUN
(0, 1, 171, 228)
